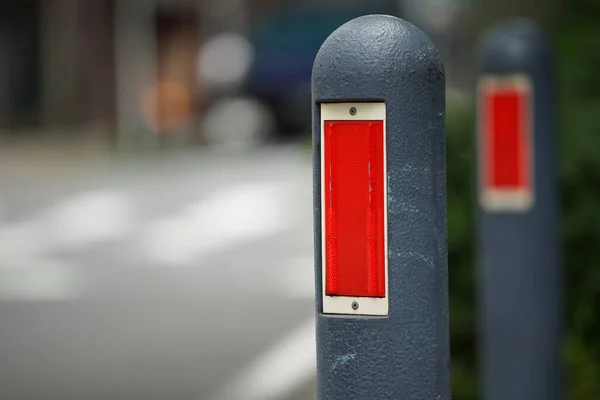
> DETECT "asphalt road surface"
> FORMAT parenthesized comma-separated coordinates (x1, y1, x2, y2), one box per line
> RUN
(0, 144, 316, 400)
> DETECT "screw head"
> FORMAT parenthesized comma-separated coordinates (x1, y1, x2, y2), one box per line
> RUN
(349, 107, 357, 116)
(351, 301, 359, 310)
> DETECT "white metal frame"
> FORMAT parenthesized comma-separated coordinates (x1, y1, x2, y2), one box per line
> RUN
(320, 102, 389, 316)
(478, 74, 535, 212)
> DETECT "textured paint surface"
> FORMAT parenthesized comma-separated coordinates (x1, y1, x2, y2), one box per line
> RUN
(312, 15, 450, 400)
(477, 19, 562, 400)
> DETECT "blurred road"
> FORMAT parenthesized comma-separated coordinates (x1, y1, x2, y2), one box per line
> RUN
(0, 144, 316, 400)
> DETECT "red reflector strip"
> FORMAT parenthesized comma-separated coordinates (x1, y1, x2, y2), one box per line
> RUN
(482, 83, 531, 191)
(324, 120, 386, 298)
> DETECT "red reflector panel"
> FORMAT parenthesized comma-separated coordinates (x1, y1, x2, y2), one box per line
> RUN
(482, 86, 531, 190)
(324, 120, 385, 298)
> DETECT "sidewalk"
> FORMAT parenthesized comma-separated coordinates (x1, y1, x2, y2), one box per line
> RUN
(0, 136, 115, 183)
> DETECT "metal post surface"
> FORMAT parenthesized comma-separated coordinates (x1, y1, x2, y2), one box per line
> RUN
(476, 18, 562, 400)
(312, 15, 450, 400)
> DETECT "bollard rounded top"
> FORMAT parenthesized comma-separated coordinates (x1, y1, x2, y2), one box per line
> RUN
(477, 18, 553, 73)
(312, 14, 444, 102)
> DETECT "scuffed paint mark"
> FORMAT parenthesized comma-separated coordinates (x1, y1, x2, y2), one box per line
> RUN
(330, 353, 357, 372)
(399, 164, 431, 175)
(396, 251, 434, 268)
(397, 201, 420, 213)
(388, 195, 420, 213)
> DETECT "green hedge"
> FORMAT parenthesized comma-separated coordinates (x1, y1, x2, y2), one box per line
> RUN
(447, 2, 600, 397)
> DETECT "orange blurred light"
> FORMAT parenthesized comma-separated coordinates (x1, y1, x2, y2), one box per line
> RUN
(141, 80, 192, 134)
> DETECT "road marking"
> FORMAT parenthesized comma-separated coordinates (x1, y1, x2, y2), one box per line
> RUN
(42, 189, 137, 252)
(209, 318, 316, 400)
(0, 221, 47, 262)
(140, 182, 294, 266)
(0, 258, 84, 301)
(277, 255, 315, 299)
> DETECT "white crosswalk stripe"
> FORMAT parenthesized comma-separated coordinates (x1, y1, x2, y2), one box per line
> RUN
(0, 146, 317, 399)
(0, 258, 84, 301)
(41, 190, 138, 252)
(139, 181, 296, 267)
(0, 179, 310, 301)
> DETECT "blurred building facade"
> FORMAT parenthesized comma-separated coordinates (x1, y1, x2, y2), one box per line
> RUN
(0, 1, 118, 133)
(0, 0, 226, 145)
(0, 0, 398, 145)
(0, 0, 559, 146)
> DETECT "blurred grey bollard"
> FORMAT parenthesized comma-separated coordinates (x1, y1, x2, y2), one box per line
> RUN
(476, 18, 563, 400)
(312, 15, 451, 400)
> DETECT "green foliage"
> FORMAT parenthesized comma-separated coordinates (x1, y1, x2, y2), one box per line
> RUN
(555, 1, 600, 398)
(446, 1, 600, 398)
(446, 104, 478, 400)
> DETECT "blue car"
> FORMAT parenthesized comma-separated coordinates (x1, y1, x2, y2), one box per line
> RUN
(245, 2, 397, 139)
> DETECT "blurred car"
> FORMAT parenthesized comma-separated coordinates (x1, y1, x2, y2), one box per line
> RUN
(244, 0, 398, 141)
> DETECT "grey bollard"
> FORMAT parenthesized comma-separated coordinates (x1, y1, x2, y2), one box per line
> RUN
(476, 18, 563, 400)
(312, 15, 451, 400)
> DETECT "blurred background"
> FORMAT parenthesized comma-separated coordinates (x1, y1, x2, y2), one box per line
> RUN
(0, 0, 597, 399)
